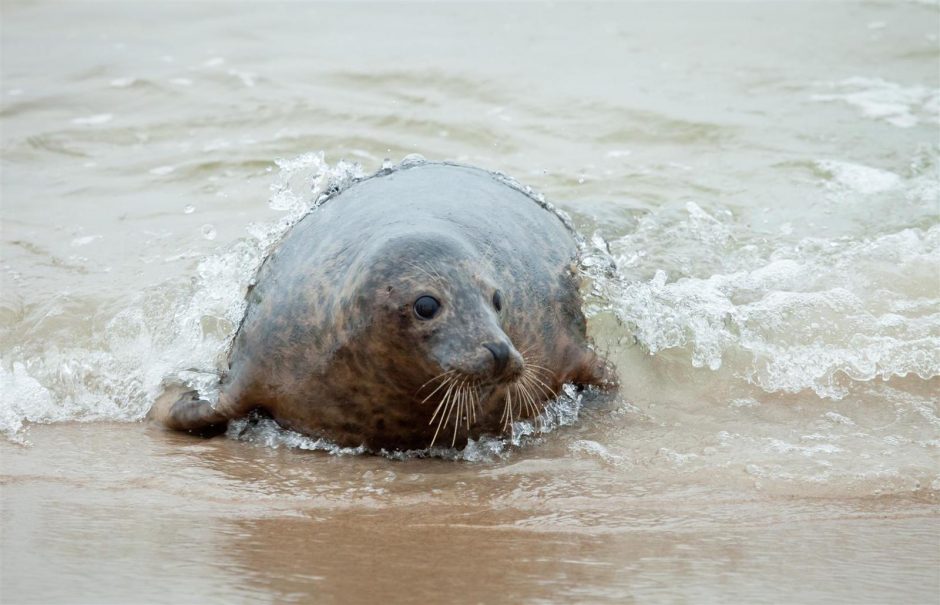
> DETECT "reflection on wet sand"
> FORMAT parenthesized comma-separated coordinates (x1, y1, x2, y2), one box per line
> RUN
(2, 423, 937, 604)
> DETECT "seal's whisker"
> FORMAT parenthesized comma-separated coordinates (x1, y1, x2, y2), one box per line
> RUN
(527, 382, 556, 405)
(444, 378, 463, 424)
(500, 389, 514, 432)
(473, 382, 483, 422)
(461, 387, 470, 432)
(526, 371, 554, 405)
(473, 382, 483, 423)
(417, 369, 455, 392)
(449, 384, 461, 446)
(404, 260, 440, 284)
(523, 359, 551, 370)
(466, 383, 474, 427)
(418, 370, 457, 403)
(524, 372, 557, 399)
(460, 385, 470, 445)
(466, 381, 478, 429)
(515, 382, 533, 418)
(526, 369, 554, 384)
(480, 239, 496, 266)
(527, 388, 543, 422)
(442, 377, 467, 448)
(427, 375, 455, 424)
(509, 388, 522, 437)
(524, 362, 555, 376)
(419, 260, 446, 284)
(525, 365, 558, 388)
(517, 381, 543, 430)
(460, 382, 471, 435)
(451, 381, 468, 447)
(430, 379, 459, 448)
(429, 375, 459, 425)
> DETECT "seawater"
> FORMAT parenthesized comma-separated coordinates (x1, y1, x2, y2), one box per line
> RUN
(4, 151, 938, 496)
(2, 1, 938, 497)
(1, 3, 939, 602)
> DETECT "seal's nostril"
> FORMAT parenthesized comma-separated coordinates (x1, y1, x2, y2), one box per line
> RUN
(483, 342, 510, 374)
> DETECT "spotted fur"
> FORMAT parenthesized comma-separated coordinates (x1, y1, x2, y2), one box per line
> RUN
(154, 163, 613, 450)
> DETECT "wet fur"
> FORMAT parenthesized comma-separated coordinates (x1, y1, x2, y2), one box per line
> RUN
(153, 163, 614, 450)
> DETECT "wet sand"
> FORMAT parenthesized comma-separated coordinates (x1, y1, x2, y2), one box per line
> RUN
(2, 423, 937, 604)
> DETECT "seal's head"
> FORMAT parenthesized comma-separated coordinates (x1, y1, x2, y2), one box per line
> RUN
(372, 233, 523, 379)
(351, 231, 536, 445)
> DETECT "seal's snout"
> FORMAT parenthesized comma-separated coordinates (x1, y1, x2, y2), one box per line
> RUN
(484, 342, 510, 373)
(482, 341, 524, 381)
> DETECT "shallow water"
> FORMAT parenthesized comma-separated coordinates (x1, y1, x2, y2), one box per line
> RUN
(2, 2, 939, 603)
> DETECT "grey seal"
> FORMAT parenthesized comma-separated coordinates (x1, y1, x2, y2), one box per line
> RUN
(152, 162, 613, 450)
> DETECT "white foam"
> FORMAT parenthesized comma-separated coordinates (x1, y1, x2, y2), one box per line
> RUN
(0, 155, 364, 440)
(570, 439, 625, 464)
(227, 69, 256, 88)
(0, 363, 56, 440)
(70, 235, 102, 247)
(71, 113, 113, 126)
(589, 197, 940, 399)
(815, 159, 901, 195)
(811, 77, 939, 128)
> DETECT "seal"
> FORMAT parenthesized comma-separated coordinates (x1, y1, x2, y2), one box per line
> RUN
(152, 162, 613, 450)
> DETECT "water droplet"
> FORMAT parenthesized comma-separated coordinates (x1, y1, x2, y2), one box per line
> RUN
(399, 153, 426, 167)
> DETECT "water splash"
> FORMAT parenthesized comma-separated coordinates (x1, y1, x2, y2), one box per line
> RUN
(582, 186, 940, 400)
(0, 154, 364, 439)
(228, 384, 586, 462)
(811, 77, 940, 128)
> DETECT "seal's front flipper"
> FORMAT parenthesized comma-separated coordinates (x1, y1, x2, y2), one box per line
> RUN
(568, 346, 619, 391)
(149, 382, 229, 437)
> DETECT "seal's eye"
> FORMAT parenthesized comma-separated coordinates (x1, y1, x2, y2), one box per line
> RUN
(493, 290, 503, 312)
(413, 295, 441, 320)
